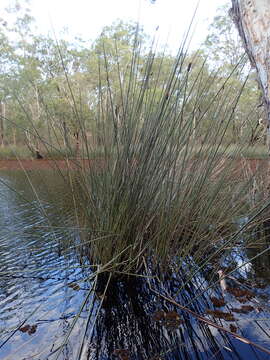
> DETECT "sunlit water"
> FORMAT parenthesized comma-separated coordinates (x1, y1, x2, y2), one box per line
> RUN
(0, 169, 270, 360)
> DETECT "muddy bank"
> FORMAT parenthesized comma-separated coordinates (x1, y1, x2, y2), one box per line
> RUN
(0, 158, 269, 174)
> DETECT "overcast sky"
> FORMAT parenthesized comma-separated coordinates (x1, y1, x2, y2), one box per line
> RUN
(2, 0, 228, 50)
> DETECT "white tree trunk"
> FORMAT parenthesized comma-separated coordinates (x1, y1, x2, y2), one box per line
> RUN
(230, 0, 270, 151)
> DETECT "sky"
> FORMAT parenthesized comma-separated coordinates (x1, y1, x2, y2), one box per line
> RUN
(1, 0, 228, 50)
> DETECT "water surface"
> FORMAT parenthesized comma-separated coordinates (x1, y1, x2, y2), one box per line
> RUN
(0, 169, 270, 360)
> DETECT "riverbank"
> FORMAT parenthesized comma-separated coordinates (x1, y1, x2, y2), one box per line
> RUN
(0, 158, 268, 174)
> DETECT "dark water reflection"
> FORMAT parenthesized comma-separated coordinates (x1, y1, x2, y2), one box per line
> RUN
(0, 170, 270, 359)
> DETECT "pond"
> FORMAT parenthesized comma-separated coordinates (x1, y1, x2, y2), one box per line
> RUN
(0, 169, 270, 360)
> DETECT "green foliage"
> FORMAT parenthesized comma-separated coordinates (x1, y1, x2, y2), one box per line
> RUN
(0, 1, 264, 148)
(0, 144, 31, 159)
(203, 2, 244, 69)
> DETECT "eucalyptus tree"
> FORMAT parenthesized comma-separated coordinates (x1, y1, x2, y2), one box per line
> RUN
(201, 2, 262, 144)
(230, 0, 270, 150)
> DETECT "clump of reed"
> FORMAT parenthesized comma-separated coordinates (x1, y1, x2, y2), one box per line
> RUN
(9, 29, 269, 277)
(60, 41, 266, 275)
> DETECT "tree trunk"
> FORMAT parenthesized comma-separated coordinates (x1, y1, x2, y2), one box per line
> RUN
(230, 0, 270, 151)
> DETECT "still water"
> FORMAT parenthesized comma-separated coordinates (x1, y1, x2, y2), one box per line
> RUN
(0, 169, 270, 360)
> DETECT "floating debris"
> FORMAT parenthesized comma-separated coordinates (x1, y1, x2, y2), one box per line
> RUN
(28, 324, 37, 334)
(210, 296, 226, 308)
(19, 325, 30, 333)
(241, 305, 254, 312)
(229, 324, 237, 333)
(152, 310, 184, 330)
(227, 287, 254, 301)
(206, 309, 235, 321)
(19, 324, 38, 335)
(67, 282, 80, 291)
(231, 305, 254, 314)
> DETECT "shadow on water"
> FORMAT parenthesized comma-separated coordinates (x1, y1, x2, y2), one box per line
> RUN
(0, 170, 270, 359)
(87, 264, 270, 360)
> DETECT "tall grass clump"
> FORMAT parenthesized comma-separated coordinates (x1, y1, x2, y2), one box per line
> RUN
(54, 40, 265, 275)
(9, 29, 268, 277)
